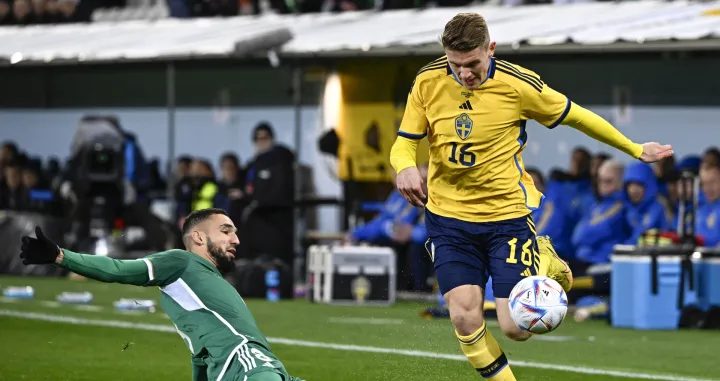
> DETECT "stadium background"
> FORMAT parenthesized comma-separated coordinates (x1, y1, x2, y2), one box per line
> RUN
(1, 1, 720, 380)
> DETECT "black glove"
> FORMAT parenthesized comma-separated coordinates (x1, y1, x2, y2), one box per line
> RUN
(19, 226, 61, 265)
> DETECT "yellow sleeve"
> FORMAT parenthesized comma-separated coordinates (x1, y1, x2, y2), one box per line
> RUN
(391, 78, 428, 173)
(390, 136, 419, 174)
(398, 79, 428, 138)
(562, 103, 644, 159)
(519, 82, 572, 128)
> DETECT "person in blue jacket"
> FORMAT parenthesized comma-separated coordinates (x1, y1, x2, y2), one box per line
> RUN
(526, 168, 575, 261)
(572, 160, 631, 269)
(623, 162, 674, 245)
(348, 165, 429, 245)
(696, 165, 720, 247)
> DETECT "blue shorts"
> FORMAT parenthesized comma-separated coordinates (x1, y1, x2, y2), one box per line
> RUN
(425, 209, 540, 298)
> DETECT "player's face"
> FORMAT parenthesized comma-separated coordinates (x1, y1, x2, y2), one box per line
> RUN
(446, 43, 495, 90)
(207, 214, 240, 261)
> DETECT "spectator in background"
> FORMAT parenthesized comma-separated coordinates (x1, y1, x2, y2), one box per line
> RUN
(572, 160, 629, 271)
(702, 147, 720, 168)
(696, 165, 720, 247)
(55, 0, 77, 22)
(219, 152, 247, 227)
(623, 162, 674, 245)
(0, 0, 11, 25)
(0, 162, 25, 210)
(12, 0, 33, 24)
(21, 164, 58, 214)
(31, 0, 55, 23)
(242, 122, 296, 265)
(527, 167, 575, 261)
(1, 141, 19, 171)
(178, 159, 228, 218)
(565, 147, 594, 227)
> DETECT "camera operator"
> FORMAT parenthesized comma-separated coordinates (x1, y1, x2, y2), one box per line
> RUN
(61, 115, 174, 253)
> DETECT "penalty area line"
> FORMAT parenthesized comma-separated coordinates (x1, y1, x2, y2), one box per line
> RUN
(0, 309, 715, 381)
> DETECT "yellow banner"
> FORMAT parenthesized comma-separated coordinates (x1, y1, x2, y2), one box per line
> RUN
(335, 60, 429, 182)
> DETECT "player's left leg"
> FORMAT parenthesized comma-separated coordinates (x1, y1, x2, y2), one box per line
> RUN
(486, 215, 542, 341)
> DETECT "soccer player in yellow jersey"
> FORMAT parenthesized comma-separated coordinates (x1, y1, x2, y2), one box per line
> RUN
(390, 13, 673, 380)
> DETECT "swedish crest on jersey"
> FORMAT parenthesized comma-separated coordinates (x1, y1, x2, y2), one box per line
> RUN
(455, 113, 473, 140)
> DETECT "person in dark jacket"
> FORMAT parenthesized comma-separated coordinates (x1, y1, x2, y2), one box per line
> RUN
(242, 123, 296, 265)
(623, 162, 674, 245)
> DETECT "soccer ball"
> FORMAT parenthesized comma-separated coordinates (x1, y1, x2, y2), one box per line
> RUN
(508, 276, 568, 334)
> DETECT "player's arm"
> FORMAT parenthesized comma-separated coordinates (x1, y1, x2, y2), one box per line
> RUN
(520, 81, 644, 159)
(57, 249, 188, 287)
(390, 81, 427, 172)
(390, 80, 428, 206)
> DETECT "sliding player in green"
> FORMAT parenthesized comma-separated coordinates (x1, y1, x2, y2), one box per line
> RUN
(19, 208, 303, 381)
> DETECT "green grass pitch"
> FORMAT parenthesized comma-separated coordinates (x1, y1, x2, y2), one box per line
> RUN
(0, 275, 717, 381)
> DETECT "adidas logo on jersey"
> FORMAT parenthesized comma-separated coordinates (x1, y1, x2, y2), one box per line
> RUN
(521, 268, 532, 277)
(458, 100, 473, 110)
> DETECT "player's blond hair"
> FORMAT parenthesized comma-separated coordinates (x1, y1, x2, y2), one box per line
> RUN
(441, 13, 490, 52)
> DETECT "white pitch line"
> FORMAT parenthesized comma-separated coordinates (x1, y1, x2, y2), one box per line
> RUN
(0, 309, 715, 381)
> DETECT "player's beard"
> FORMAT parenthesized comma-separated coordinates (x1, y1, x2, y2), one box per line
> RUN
(207, 238, 236, 275)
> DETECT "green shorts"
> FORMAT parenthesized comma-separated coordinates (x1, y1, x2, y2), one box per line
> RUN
(226, 344, 302, 381)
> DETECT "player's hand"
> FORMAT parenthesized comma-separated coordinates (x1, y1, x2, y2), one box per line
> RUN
(19, 226, 62, 266)
(396, 167, 426, 207)
(638, 142, 674, 163)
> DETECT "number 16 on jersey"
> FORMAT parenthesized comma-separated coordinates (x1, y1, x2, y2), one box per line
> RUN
(448, 142, 476, 167)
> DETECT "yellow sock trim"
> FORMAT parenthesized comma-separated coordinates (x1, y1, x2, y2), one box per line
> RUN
(455, 323, 516, 380)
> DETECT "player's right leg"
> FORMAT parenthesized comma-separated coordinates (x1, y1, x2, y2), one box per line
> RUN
(426, 210, 517, 381)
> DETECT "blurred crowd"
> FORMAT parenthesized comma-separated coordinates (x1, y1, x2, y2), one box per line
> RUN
(0, 0, 685, 26)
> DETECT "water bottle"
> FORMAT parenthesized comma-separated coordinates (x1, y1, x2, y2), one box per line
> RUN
(265, 268, 280, 302)
(3, 286, 34, 299)
(57, 292, 93, 304)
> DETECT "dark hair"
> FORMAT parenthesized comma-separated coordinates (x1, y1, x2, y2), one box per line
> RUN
(253, 122, 275, 142)
(220, 152, 240, 168)
(441, 13, 490, 52)
(178, 155, 193, 165)
(182, 208, 229, 239)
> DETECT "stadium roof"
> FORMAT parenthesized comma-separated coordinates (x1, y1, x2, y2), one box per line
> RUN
(1, 0, 719, 65)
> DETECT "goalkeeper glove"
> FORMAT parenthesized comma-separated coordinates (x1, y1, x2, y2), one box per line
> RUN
(19, 226, 61, 265)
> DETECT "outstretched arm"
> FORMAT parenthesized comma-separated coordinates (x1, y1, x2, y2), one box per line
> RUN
(56, 250, 153, 286)
(19, 226, 186, 287)
(518, 77, 673, 163)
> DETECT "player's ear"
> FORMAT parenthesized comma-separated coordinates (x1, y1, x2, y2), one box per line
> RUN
(191, 230, 204, 246)
(488, 41, 496, 57)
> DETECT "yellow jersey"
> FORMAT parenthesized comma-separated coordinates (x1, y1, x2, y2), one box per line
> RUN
(397, 56, 571, 223)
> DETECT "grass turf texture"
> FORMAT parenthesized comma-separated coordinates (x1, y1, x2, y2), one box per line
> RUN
(0, 275, 717, 381)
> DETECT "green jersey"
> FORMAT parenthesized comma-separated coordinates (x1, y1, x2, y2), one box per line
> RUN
(59, 249, 292, 381)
